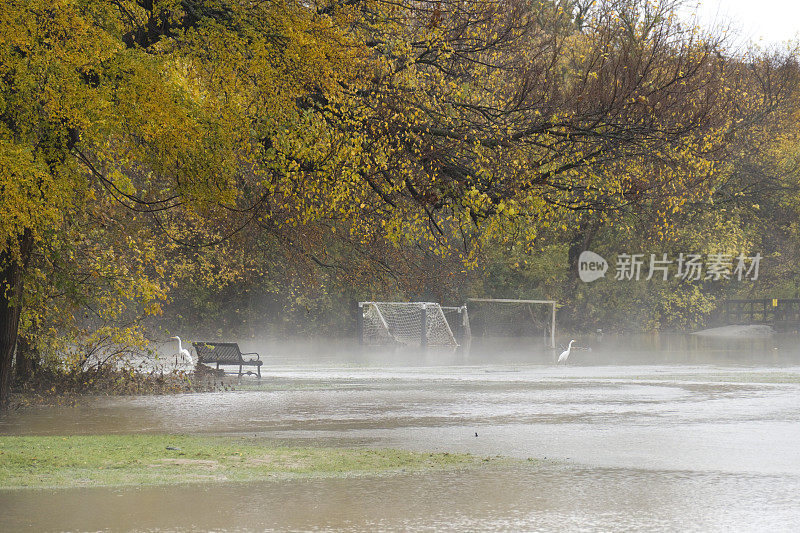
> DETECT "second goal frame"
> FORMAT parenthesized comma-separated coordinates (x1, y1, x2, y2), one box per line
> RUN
(466, 298, 557, 348)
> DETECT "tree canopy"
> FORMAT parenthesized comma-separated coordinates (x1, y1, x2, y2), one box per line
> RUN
(2, 0, 799, 405)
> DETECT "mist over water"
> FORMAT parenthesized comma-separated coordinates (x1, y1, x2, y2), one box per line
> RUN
(4, 334, 800, 531)
(138, 331, 799, 374)
(220, 331, 800, 367)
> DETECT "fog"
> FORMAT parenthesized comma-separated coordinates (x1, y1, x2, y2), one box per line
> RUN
(148, 330, 800, 371)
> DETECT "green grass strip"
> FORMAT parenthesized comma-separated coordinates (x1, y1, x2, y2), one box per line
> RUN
(0, 435, 480, 490)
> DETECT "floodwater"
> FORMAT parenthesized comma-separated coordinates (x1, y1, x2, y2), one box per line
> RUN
(2, 335, 800, 531)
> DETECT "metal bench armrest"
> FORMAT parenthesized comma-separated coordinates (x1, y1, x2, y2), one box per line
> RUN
(240, 352, 261, 361)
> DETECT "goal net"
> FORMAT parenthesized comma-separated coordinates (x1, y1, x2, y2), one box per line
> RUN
(466, 298, 555, 347)
(359, 302, 459, 347)
(441, 306, 470, 342)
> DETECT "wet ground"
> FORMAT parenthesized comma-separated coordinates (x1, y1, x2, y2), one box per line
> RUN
(2, 337, 800, 531)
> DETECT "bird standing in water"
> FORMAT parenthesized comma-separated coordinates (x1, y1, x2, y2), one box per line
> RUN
(171, 336, 193, 367)
(558, 340, 575, 365)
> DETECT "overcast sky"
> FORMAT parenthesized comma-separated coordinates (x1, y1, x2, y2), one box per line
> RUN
(682, 1, 800, 47)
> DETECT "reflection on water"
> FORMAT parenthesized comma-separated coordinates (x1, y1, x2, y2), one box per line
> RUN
(3, 338, 800, 531)
(3, 365, 800, 476)
(2, 466, 799, 532)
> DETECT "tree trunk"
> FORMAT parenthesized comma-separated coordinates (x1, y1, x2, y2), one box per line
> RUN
(14, 333, 39, 384)
(567, 214, 603, 279)
(563, 214, 604, 331)
(0, 230, 33, 410)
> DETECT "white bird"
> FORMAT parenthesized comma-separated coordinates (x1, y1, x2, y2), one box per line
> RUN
(171, 336, 193, 367)
(557, 339, 576, 365)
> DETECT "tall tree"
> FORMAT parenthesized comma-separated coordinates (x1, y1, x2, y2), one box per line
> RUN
(0, 0, 363, 406)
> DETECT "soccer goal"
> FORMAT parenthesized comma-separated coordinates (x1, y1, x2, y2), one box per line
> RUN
(358, 302, 460, 347)
(466, 298, 556, 348)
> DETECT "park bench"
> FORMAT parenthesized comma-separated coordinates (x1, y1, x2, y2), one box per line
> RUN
(192, 342, 262, 378)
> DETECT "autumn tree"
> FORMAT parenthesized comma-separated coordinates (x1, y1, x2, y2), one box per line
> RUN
(2, 0, 798, 407)
(300, 0, 798, 269)
(0, 0, 359, 406)
(162, 0, 799, 331)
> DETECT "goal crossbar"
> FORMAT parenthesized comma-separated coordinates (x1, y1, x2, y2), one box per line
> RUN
(468, 298, 556, 304)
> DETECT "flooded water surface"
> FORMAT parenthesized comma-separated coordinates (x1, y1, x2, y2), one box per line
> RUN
(2, 337, 800, 531)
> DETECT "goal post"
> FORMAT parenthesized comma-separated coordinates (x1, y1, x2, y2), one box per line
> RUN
(466, 298, 556, 348)
(441, 305, 470, 343)
(358, 302, 460, 347)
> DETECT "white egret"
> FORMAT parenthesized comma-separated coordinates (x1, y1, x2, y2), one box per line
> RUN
(557, 340, 576, 365)
(171, 336, 193, 367)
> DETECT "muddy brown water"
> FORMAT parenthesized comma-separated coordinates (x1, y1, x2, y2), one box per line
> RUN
(2, 336, 800, 531)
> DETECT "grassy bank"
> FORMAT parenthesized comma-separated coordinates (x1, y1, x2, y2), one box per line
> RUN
(0, 435, 483, 489)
